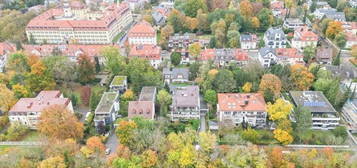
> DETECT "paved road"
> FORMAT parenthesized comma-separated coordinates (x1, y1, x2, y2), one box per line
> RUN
(105, 131, 118, 156)
(78, 106, 89, 123)
(199, 112, 206, 132)
(0, 141, 43, 146)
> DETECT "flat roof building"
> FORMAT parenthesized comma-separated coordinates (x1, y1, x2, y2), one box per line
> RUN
(290, 91, 340, 130)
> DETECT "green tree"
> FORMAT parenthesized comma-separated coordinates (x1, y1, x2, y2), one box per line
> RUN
(213, 69, 236, 93)
(101, 46, 125, 75)
(334, 33, 346, 48)
(257, 8, 274, 31)
(303, 46, 316, 63)
(294, 106, 312, 133)
(183, 0, 207, 17)
(89, 86, 106, 112)
(157, 90, 172, 116)
(170, 52, 181, 66)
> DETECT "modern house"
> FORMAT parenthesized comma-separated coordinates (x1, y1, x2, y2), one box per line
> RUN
(109, 76, 128, 93)
(258, 47, 277, 68)
(9, 91, 73, 129)
(0, 42, 16, 72)
(217, 93, 267, 128)
(290, 91, 340, 130)
(270, 0, 287, 18)
(128, 86, 156, 120)
(163, 67, 189, 84)
(291, 26, 318, 50)
(199, 48, 249, 67)
(283, 18, 305, 29)
(240, 34, 258, 50)
(316, 46, 333, 64)
(264, 27, 287, 48)
(170, 86, 200, 121)
(128, 21, 157, 45)
(26, 1, 133, 44)
(94, 92, 120, 132)
(128, 45, 162, 69)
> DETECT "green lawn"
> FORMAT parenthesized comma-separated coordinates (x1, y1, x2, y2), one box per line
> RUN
(22, 131, 40, 141)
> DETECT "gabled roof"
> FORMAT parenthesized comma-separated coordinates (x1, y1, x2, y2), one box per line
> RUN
(240, 34, 258, 42)
(199, 48, 248, 62)
(218, 93, 266, 112)
(128, 101, 154, 119)
(0, 42, 16, 55)
(275, 48, 303, 59)
(128, 21, 156, 38)
(293, 26, 318, 41)
(9, 91, 70, 113)
(129, 44, 161, 60)
(265, 27, 286, 40)
(172, 86, 199, 108)
(259, 47, 275, 58)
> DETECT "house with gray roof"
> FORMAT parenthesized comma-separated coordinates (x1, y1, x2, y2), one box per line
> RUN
(263, 27, 287, 48)
(313, 8, 346, 21)
(290, 91, 340, 130)
(152, 11, 165, 26)
(170, 86, 201, 121)
(94, 92, 120, 133)
(258, 47, 277, 68)
(163, 68, 189, 84)
(283, 18, 305, 29)
(350, 0, 357, 8)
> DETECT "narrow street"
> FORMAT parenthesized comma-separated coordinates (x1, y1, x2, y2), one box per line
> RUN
(105, 130, 118, 156)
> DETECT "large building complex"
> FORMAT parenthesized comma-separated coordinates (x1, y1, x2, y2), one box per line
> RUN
(25, 1, 133, 44)
(217, 93, 267, 128)
(8, 91, 73, 129)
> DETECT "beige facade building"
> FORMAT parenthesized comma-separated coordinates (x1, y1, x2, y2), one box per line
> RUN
(26, 1, 133, 44)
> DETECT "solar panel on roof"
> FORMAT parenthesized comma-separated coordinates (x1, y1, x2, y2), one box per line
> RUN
(303, 102, 326, 107)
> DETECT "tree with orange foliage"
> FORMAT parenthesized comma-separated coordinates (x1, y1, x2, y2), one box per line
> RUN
(115, 120, 137, 146)
(38, 105, 84, 140)
(269, 147, 284, 168)
(141, 149, 158, 168)
(240, 0, 253, 18)
(86, 136, 105, 153)
(326, 21, 343, 40)
(290, 64, 314, 91)
(259, 74, 282, 98)
(185, 17, 198, 32)
(77, 54, 95, 84)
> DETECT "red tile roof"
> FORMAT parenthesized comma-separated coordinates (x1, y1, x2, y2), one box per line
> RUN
(270, 1, 284, 10)
(0, 42, 16, 55)
(128, 21, 156, 38)
(9, 91, 70, 113)
(128, 101, 154, 120)
(294, 26, 318, 41)
(22, 44, 119, 58)
(129, 44, 161, 60)
(26, 2, 129, 31)
(218, 93, 266, 112)
(199, 48, 249, 61)
(275, 48, 303, 59)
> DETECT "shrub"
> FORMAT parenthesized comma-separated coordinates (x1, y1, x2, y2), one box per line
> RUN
(5, 122, 29, 141)
(241, 128, 261, 144)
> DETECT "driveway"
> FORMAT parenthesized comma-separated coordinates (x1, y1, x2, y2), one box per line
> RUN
(78, 106, 89, 123)
(105, 131, 118, 156)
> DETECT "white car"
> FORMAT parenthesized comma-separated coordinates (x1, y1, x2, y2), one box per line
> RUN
(105, 148, 111, 155)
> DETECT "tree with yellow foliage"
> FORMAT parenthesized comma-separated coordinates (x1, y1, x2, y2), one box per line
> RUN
(251, 17, 260, 30)
(185, 17, 198, 32)
(38, 156, 66, 168)
(242, 82, 252, 93)
(188, 42, 202, 60)
(121, 89, 135, 101)
(12, 84, 29, 98)
(0, 84, 17, 112)
(291, 64, 314, 91)
(116, 120, 137, 146)
(273, 129, 293, 145)
(141, 149, 158, 168)
(267, 98, 293, 121)
(351, 45, 357, 60)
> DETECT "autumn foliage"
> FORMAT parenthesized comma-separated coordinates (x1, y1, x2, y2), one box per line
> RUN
(290, 64, 314, 91)
(86, 136, 106, 153)
(38, 105, 84, 140)
(259, 74, 282, 97)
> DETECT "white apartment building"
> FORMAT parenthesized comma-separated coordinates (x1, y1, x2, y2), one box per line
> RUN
(8, 91, 74, 129)
(25, 1, 133, 44)
(240, 34, 258, 50)
(264, 27, 287, 48)
(217, 93, 267, 128)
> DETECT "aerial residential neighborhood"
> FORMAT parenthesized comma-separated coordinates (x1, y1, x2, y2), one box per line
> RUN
(1, 0, 357, 167)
